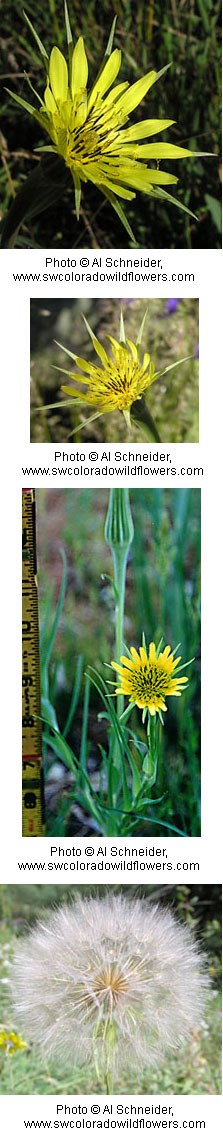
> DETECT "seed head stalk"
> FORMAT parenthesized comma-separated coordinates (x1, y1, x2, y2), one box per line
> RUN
(93, 1014, 116, 1094)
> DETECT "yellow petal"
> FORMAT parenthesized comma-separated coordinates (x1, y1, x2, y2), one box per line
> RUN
(85, 162, 136, 198)
(106, 334, 122, 354)
(129, 646, 141, 665)
(120, 119, 175, 142)
(92, 340, 110, 366)
(139, 646, 148, 665)
(103, 81, 129, 108)
(128, 143, 192, 159)
(126, 338, 138, 361)
(115, 70, 157, 117)
(119, 656, 136, 669)
(72, 357, 96, 374)
(95, 161, 178, 192)
(88, 49, 121, 108)
(61, 385, 89, 398)
(142, 352, 151, 369)
(44, 84, 57, 113)
(49, 47, 68, 103)
(71, 37, 88, 98)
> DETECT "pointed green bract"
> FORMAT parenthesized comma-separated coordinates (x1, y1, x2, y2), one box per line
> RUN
(119, 311, 126, 343)
(82, 314, 109, 361)
(64, 0, 73, 48)
(153, 355, 192, 384)
(136, 309, 149, 348)
(151, 186, 198, 220)
(24, 71, 44, 106)
(102, 189, 136, 241)
(104, 16, 117, 60)
(23, 10, 48, 59)
(5, 88, 44, 125)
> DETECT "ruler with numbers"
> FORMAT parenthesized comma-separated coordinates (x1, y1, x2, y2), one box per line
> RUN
(22, 489, 44, 836)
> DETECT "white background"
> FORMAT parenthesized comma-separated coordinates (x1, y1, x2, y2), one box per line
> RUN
(0, 245, 222, 1136)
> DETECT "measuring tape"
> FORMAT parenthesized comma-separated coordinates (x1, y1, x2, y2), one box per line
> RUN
(22, 489, 44, 836)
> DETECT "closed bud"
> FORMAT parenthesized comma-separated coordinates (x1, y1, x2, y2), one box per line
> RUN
(104, 489, 134, 554)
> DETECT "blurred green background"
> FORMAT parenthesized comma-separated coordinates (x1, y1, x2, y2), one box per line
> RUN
(1, 0, 221, 248)
(36, 487, 201, 836)
(30, 297, 199, 443)
(0, 884, 221, 1094)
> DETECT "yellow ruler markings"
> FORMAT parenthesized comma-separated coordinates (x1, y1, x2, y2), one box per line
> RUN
(22, 489, 44, 836)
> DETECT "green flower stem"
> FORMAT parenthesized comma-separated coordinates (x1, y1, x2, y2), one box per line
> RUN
(80, 675, 90, 776)
(113, 547, 127, 724)
(142, 714, 160, 787)
(104, 490, 134, 818)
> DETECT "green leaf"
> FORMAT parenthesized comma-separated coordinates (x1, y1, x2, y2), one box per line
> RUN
(205, 194, 222, 233)
(63, 655, 83, 739)
(0, 156, 70, 248)
(43, 729, 77, 773)
(142, 752, 157, 784)
(41, 697, 60, 732)
(131, 398, 161, 443)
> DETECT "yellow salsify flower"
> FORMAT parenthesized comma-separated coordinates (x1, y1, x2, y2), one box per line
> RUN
(6, 4, 211, 237)
(0, 1028, 27, 1055)
(111, 640, 189, 716)
(48, 310, 191, 437)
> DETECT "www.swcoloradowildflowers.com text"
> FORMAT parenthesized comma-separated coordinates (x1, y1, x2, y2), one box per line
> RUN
(17, 859, 200, 873)
(22, 464, 203, 478)
(11, 255, 195, 285)
(23, 1117, 205, 1130)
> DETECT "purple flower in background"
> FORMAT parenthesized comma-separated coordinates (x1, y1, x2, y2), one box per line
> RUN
(194, 342, 199, 359)
(164, 299, 180, 315)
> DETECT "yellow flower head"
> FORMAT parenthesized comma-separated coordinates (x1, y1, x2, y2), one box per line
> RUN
(51, 310, 190, 437)
(7, 4, 210, 237)
(0, 1028, 27, 1055)
(111, 640, 189, 716)
(57, 311, 155, 419)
